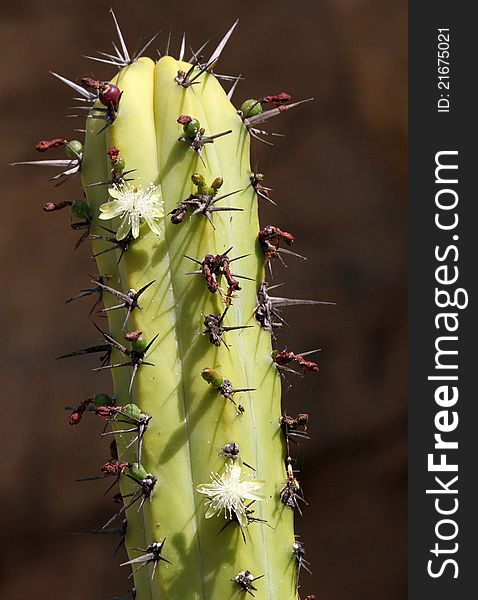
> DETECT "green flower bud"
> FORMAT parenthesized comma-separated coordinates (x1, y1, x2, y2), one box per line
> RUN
(211, 177, 223, 191)
(112, 156, 125, 172)
(132, 337, 148, 353)
(123, 403, 142, 420)
(70, 199, 92, 221)
(127, 462, 148, 481)
(201, 367, 225, 389)
(240, 99, 262, 117)
(183, 118, 200, 138)
(191, 173, 205, 186)
(65, 139, 84, 159)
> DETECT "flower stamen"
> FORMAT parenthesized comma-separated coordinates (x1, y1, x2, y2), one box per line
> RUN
(99, 181, 164, 240)
(196, 461, 265, 527)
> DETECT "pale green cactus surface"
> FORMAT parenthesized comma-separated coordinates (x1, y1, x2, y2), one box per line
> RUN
(86, 54, 295, 600)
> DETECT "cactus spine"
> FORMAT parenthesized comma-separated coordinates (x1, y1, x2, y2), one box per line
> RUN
(16, 14, 320, 600)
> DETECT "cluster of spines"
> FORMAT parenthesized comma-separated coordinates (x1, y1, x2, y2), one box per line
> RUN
(12, 11, 332, 600)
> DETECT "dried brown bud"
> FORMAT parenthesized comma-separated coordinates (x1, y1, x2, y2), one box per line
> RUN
(42, 200, 72, 212)
(36, 138, 67, 152)
(68, 398, 91, 425)
(262, 92, 292, 105)
(81, 76, 103, 90)
(100, 460, 130, 476)
(69, 411, 82, 426)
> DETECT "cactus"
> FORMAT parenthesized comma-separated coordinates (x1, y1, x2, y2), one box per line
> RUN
(13, 12, 328, 600)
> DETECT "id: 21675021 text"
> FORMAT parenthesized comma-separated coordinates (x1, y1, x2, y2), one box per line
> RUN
(437, 28, 450, 113)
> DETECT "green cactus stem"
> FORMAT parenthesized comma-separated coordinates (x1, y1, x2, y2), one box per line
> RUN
(81, 51, 297, 600)
(14, 13, 324, 600)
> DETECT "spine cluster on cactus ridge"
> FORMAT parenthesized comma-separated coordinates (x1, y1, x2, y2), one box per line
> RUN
(12, 10, 333, 600)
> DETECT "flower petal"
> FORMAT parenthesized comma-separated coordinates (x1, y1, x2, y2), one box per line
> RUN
(99, 200, 123, 220)
(131, 215, 140, 239)
(242, 488, 267, 501)
(151, 205, 165, 218)
(116, 215, 131, 241)
(197, 484, 214, 496)
(146, 216, 163, 237)
(243, 479, 265, 491)
(235, 510, 248, 529)
(149, 191, 162, 203)
(205, 506, 217, 519)
(108, 187, 122, 199)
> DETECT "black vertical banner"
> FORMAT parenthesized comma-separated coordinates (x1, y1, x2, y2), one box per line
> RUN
(409, 2, 476, 598)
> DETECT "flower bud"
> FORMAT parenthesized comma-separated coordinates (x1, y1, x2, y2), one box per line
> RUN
(240, 99, 262, 117)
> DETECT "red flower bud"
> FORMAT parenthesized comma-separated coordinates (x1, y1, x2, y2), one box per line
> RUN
(95, 406, 123, 419)
(107, 146, 121, 162)
(69, 411, 82, 426)
(99, 83, 122, 110)
(124, 331, 142, 342)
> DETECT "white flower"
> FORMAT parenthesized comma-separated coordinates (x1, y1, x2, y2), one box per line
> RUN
(196, 461, 265, 527)
(98, 181, 164, 240)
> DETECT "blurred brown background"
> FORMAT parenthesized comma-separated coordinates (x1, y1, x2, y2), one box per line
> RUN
(0, 1, 407, 599)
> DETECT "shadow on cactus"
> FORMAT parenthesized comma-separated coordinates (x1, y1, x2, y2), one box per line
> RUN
(12, 9, 334, 600)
